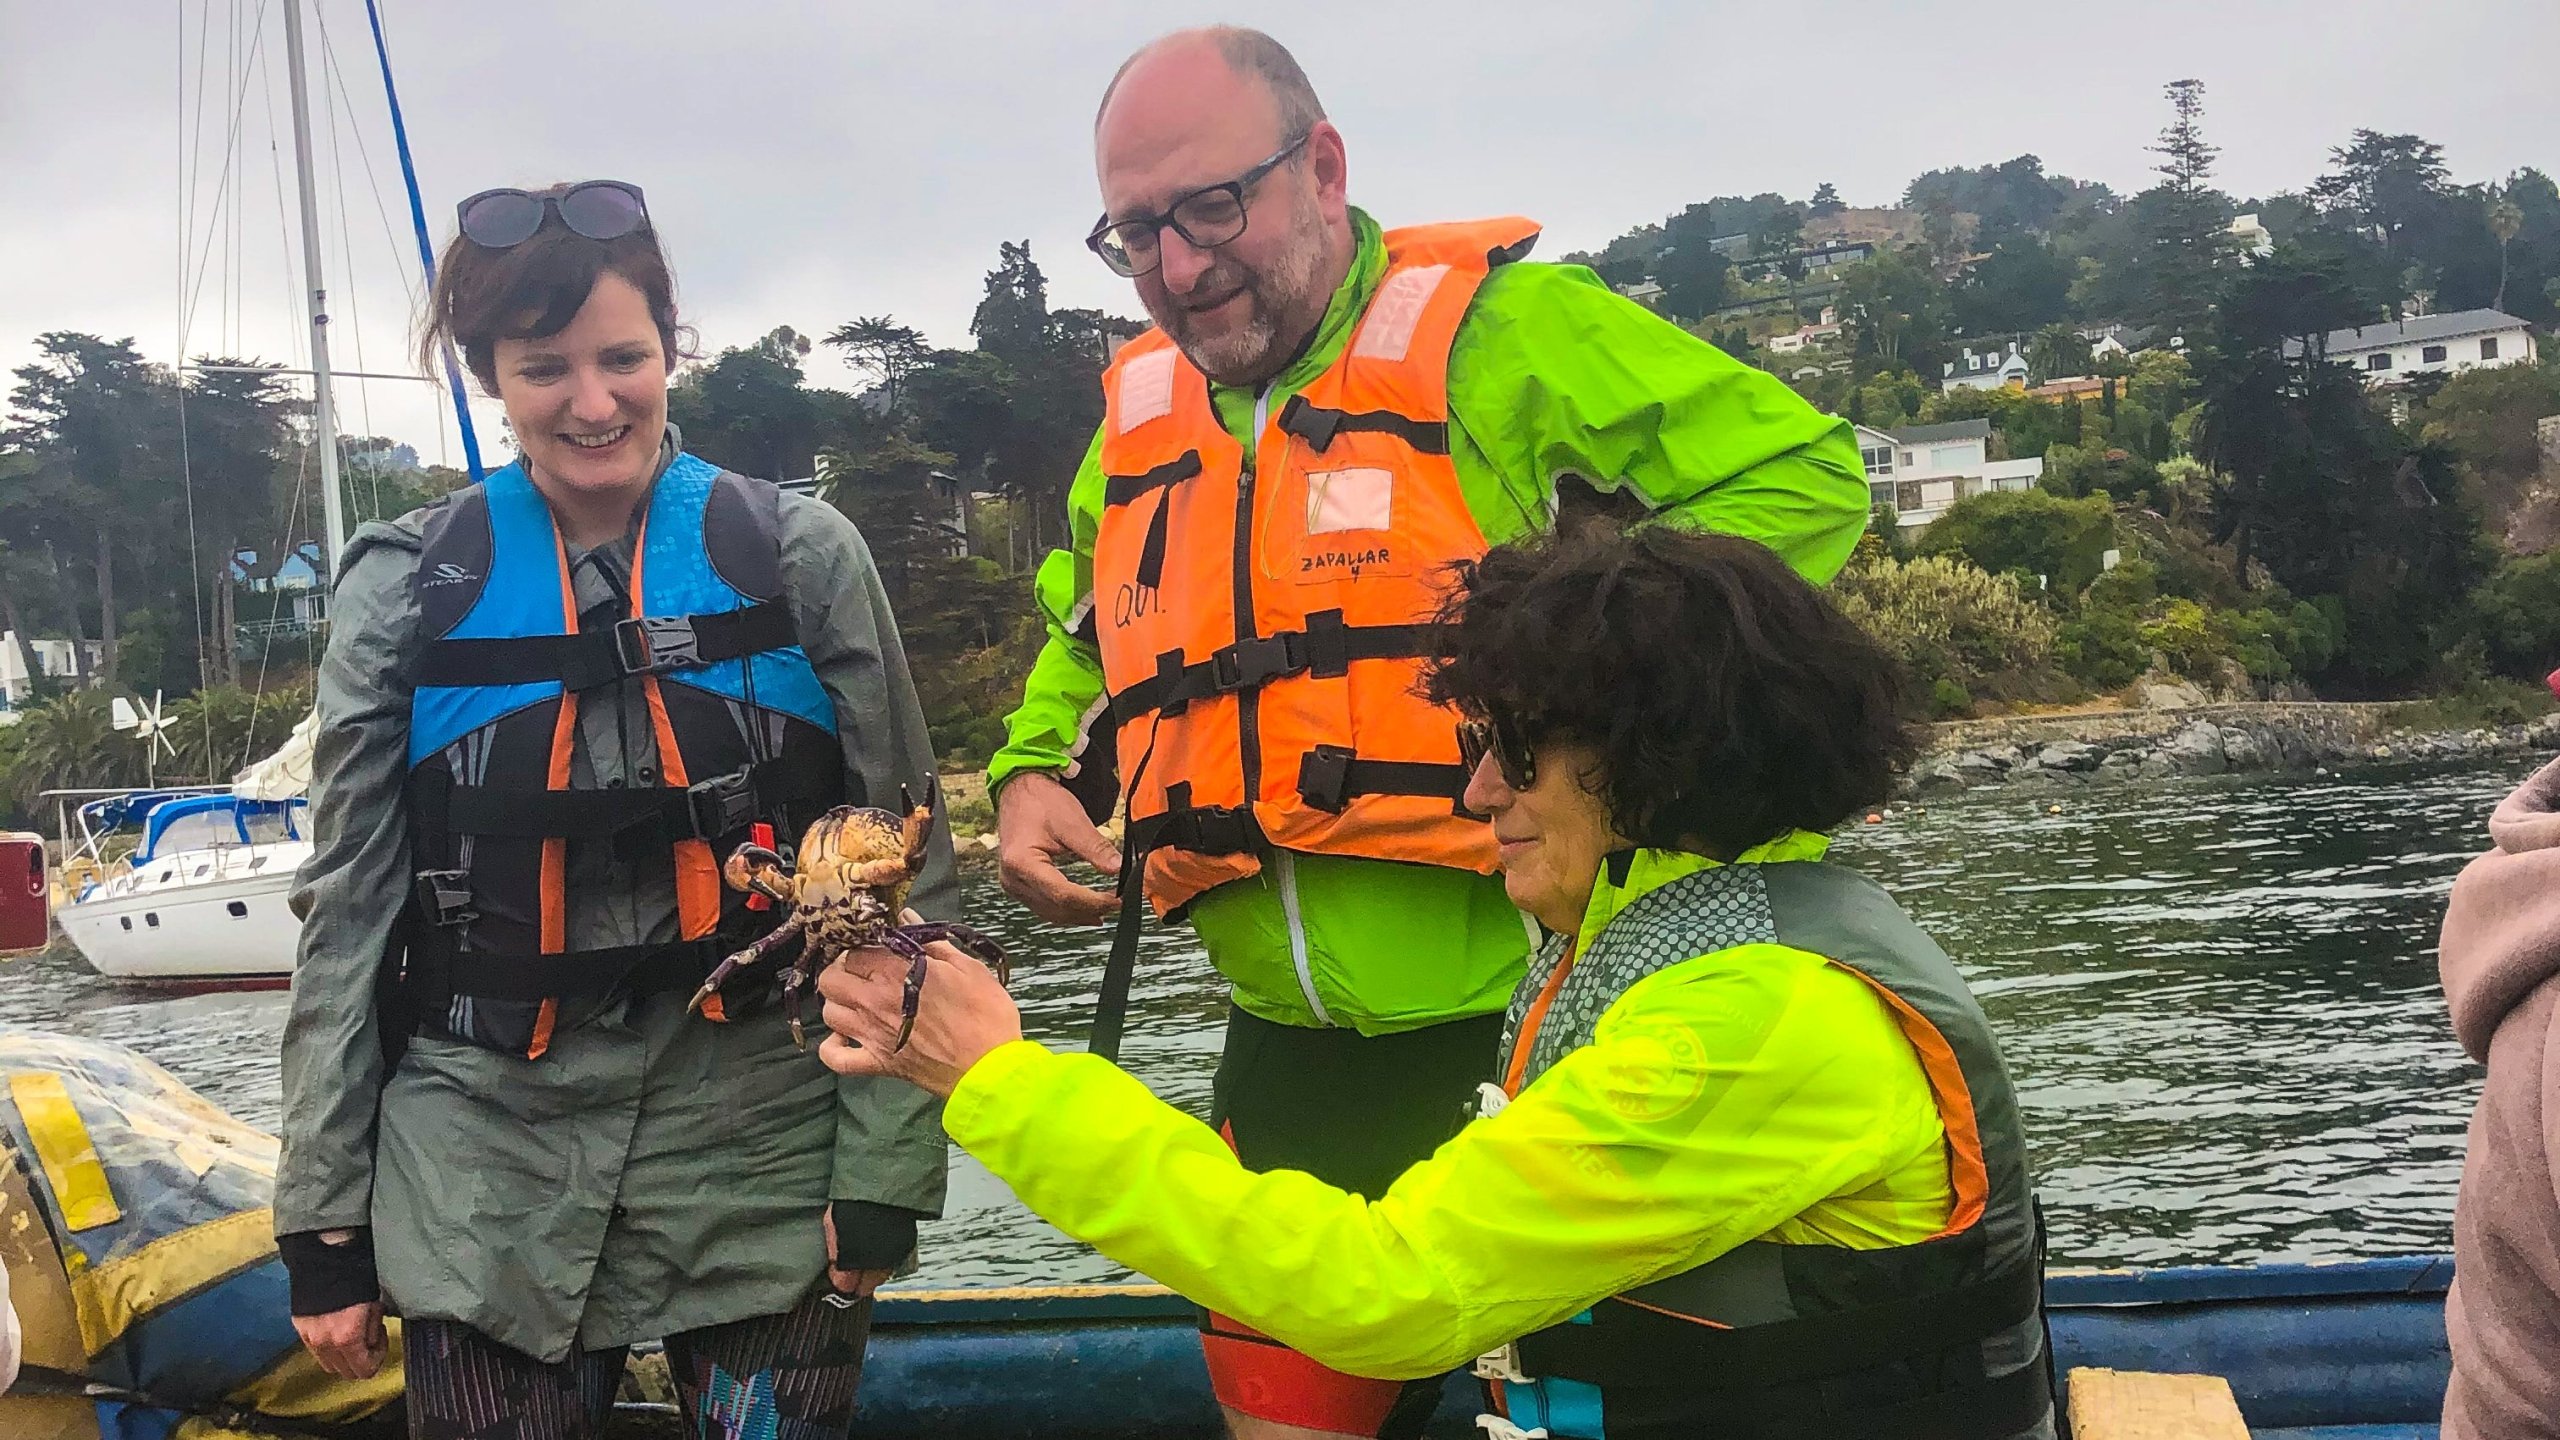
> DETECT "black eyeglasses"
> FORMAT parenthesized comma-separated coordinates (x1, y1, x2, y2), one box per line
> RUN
(1457, 711, 1538, 792)
(457, 180, 650, 249)
(1086, 134, 1310, 278)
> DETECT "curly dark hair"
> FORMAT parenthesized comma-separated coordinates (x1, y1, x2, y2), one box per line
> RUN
(1423, 521, 1918, 858)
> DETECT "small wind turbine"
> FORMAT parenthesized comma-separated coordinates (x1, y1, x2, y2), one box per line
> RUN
(113, 691, 179, 786)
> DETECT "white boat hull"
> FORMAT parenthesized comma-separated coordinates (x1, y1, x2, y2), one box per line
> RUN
(58, 844, 305, 983)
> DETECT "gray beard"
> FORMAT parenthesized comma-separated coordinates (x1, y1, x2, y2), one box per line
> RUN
(1154, 196, 1329, 387)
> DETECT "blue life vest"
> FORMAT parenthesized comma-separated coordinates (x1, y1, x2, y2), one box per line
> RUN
(401, 454, 843, 1056)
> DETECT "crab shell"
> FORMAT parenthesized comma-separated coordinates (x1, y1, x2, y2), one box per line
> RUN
(789, 804, 923, 948)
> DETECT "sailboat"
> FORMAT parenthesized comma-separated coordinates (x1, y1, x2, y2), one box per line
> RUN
(53, 1, 473, 985)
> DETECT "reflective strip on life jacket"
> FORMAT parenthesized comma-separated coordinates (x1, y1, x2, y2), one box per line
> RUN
(1091, 217, 1539, 915)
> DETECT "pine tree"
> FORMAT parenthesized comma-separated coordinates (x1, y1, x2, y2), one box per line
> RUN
(2138, 79, 2233, 344)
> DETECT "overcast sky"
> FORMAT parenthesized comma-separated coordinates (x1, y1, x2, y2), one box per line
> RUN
(4, 1, 2555, 465)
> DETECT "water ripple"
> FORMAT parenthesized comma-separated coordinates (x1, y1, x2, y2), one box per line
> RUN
(0, 757, 2527, 1282)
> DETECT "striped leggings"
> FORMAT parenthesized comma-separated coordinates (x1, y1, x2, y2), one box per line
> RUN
(402, 1292, 872, 1440)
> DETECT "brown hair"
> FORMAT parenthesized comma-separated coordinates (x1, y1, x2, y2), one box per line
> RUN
(418, 184, 694, 393)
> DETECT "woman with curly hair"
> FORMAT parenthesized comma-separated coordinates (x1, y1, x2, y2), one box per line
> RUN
(818, 522, 2055, 1440)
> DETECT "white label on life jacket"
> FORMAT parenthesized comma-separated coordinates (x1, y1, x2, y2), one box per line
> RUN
(1476, 1082, 1510, 1119)
(1474, 1417, 1548, 1440)
(1117, 349, 1177, 432)
(1305, 467, 1394, 534)
(1352, 264, 1451, 363)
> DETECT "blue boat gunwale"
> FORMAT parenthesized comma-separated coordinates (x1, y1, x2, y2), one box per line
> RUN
(868, 1252, 2457, 1327)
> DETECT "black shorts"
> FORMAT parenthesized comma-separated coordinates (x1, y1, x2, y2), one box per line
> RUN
(1209, 1005, 1505, 1192)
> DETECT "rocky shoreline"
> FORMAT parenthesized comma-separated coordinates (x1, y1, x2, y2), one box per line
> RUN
(1907, 702, 2560, 796)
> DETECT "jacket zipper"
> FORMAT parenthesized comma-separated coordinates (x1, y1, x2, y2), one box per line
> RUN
(1244, 386, 1330, 1026)
(1235, 387, 1269, 804)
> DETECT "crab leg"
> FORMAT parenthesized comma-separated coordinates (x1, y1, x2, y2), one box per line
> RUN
(899, 921, 1012, 988)
(781, 949, 824, 1052)
(876, 928, 936, 1052)
(688, 913, 809, 1016)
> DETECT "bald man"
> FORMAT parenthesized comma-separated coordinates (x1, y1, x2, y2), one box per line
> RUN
(989, 28, 1869, 1438)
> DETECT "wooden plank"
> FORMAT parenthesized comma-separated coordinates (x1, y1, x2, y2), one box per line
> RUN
(2066, 1367, 2251, 1440)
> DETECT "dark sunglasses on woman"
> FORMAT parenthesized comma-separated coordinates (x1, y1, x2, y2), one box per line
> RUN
(1457, 711, 1538, 792)
(457, 180, 650, 249)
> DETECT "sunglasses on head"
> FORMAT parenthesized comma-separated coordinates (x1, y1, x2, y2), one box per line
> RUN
(1457, 710, 1538, 792)
(457, 180, 650, 249)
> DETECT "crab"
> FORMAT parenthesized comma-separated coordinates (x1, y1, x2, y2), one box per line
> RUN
(686, 786, 1009, 1051)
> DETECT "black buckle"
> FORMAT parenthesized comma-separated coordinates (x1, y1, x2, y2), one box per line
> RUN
(685, 770, 760, 840)
(1279, 394, 1344, 452)
(414, 869, 477, 927)
(1298, 744, 1355, 813)
(1213, 635, 1301, 692)
(614, 616, 703, 675)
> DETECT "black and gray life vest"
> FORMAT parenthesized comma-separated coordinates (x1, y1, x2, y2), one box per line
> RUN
(401, 455, 844, 1057)
(1488, 858, 2053, 1440)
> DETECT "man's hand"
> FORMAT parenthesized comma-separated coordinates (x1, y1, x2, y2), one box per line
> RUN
(995, 772, 1121, 926)
(817, 937, 1024, 1098)
(821, 1206, 898, 1300)
(293, 1301, 388, 1380)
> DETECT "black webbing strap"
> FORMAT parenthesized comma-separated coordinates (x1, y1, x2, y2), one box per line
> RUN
(1102, 451, 1204, 507)
(1105, 611, 1441, 723)
(1103, 453, 1204, 592)
(417, 936, 729, 1005)
(1514, 1253, 2043, 1394)
(1294, 746, 1472, 815)
(1276, 394, 1449, 456)
(432, 758, 823, 843)
(1123, 790, 1264, 857)
(415, 601, 795, 691)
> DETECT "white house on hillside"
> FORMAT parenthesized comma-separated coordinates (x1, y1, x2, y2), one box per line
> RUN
(0, 633, 100, 711)
(2292, 309, 2539, 386)
(1941, 339, 2032, 392)
(1856, 419, 2046, 531)
(2229, 213, 2275, 259)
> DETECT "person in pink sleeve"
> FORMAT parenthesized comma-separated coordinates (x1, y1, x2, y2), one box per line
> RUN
(2438, 747, 2560, 1438)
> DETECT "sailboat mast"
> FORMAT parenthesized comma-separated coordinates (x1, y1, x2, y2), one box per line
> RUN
(279, 0, 347, 569)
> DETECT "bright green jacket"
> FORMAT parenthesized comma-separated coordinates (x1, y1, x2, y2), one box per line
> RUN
(943, 836, 1954, 1379)
(991, 209, 1869, 1033)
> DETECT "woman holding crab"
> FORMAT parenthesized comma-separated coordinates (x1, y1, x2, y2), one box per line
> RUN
(273, 179, 956, 1440)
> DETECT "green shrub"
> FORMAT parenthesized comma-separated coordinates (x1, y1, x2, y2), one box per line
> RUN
(2476, 550, 2560, 678)
(1834, 554, 2062, 715)
(2057, 607, 2148, 689)
(1917, 489, 2116, 598)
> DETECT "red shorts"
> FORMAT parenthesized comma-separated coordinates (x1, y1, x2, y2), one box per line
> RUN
(1198, 1007, 1503, 1437)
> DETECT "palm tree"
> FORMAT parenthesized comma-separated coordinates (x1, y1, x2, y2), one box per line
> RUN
(2027, 324, 2093, 386)
(2489, 194, 2523, 312)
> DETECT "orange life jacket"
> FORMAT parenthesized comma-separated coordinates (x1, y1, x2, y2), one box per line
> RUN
(1092, 217, 1541, 915)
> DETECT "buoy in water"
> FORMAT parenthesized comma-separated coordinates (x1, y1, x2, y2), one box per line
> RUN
(1864, 813, 1883, 825)
(2047, 803, 2064, 815)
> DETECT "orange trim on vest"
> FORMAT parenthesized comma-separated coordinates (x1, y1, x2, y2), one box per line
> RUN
(532, 531, 581, 1062)
(1502, 944, 1578, 1097)
(1094, 217, 1540, 914)
(628, 509, 724, 944)
(1832, 962, 1989, 1238)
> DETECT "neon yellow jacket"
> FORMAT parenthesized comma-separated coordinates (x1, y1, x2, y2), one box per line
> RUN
(941, 838, 1955, 1379)
(990, 210, 1870, 1035)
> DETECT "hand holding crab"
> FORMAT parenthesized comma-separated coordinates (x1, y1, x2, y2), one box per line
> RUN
(689, 788, 1009, 1051)
(814, 926, 1023, 1099)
